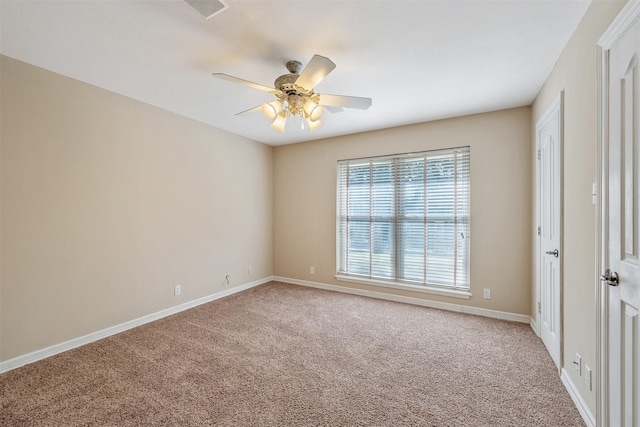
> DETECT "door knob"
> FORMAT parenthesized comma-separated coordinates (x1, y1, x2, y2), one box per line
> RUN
(545, 249, 559, 257)
(600, 269, 619, 286)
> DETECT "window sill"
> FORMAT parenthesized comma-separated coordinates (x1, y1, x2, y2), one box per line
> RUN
(334, 274, 472, 299)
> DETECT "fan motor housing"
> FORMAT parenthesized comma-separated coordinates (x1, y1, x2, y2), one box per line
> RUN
(274, 74, 302, 94)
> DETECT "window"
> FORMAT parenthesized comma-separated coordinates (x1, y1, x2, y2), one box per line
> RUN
(336, 147, 470, 294)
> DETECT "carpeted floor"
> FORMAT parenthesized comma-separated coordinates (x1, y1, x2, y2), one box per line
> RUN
(1, 281, 584, 426)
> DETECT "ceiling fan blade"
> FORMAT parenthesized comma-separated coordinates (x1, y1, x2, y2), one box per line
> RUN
(319, 94, 372, 110)
(212, 73, 280, 94)
(295, 55, 336, 91)
(325, 106, 346, 114)
(236, 105, 262, 116)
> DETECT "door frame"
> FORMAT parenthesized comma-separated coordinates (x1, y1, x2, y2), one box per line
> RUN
(534, 92, 564, 369)
(596, 2, 640, 425)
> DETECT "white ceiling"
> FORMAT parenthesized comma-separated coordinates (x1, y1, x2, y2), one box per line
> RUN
(0, 0, 590, 146)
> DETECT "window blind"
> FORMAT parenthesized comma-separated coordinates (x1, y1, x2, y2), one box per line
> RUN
(337, 147, 470, 290)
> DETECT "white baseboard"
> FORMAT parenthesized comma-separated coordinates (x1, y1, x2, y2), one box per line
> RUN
(530, 316, 540, 337)
(560, 368, 595, 427)
(0, 276, 273, 374)
(274, 276, 530, 323)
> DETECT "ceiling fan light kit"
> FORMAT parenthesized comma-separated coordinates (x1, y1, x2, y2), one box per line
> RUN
(213, 55, 372, 133)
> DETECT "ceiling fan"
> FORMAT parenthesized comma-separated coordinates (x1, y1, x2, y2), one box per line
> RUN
(212, 55, 372, 133)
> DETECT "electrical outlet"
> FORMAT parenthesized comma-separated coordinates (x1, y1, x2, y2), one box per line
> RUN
(584, 365, 592, 390)
(574, 353, 582, 375)
(248, 267, 252, 275)
(483, 289, 491, 299)
(174, 285, 181, 296)
(309, 266, 315, 275)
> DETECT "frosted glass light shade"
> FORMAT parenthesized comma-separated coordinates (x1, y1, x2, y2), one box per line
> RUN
(306, 117, 322, 132)
(270, 112, 287, 132)
(261, 99, 283, 121)
(303, 101, 323, 122)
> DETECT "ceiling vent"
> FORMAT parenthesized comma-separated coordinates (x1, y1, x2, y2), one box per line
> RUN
(184, 0, 229, 19)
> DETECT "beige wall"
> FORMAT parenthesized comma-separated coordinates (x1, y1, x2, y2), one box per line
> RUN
(531, 0, 627, 415)
(274, 107, 532, 315)
(0, 56, 273, 362)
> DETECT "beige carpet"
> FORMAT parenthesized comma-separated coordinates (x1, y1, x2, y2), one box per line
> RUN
(1, 281, 584, 426)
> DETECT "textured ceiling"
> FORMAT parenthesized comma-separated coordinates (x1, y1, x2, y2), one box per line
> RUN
(0, 0, 591, 146)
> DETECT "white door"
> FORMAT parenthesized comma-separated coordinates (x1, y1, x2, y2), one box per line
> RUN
(600, 3, 640, 425)
(536, 95, 562, 369)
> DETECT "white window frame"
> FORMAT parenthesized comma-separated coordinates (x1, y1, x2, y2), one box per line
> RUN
(335, 147, 471, 299)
